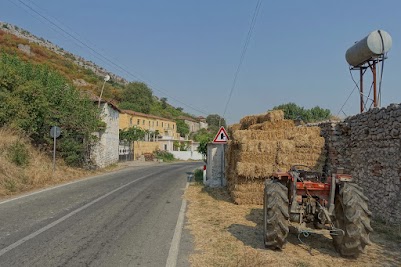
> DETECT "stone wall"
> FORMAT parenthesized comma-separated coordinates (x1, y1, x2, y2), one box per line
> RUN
(319, 104, 401, 223)
(92, 103, 120, 168)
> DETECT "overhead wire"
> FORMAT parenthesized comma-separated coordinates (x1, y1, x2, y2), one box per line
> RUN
(10, 0, 210, 116)
(221, 0, 262, 124)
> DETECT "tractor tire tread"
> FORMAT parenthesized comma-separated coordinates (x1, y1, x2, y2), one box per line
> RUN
(263, 179, 289, 250)
(332, 182, 372, 257)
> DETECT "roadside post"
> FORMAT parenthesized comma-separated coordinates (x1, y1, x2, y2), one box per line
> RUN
(212, 126, 229, 186)
(50, 126, 61, 173)
(203, 164, 207, 184)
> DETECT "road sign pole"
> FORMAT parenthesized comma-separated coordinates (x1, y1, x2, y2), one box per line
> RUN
(53, 133, 56, 173)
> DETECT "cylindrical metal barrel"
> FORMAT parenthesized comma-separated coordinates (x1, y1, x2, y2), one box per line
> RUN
(345, 30, 392, 67)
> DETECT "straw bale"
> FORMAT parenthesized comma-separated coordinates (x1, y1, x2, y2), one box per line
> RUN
(264, 110, 285, 122)
(239, 110, 285, 130)
(236, 152, 276, 165)
(232, 182, 265, 193)
(236, 162, 274, 179)
(239, 140, 277, 153)
(249, 120, 295, 131)
(227, 124, 241, 137)
(277, 140, 295, 153)
(276, 153, 295, 166)
(229, 123, 241, 131)
(233, 130, 287, 142)
(293, 135, 325, 148)
(239, 116, 259, 130)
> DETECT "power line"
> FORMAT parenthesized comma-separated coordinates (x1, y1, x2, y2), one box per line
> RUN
(11, 0, 210, 116)
(221, 0, 262, 121)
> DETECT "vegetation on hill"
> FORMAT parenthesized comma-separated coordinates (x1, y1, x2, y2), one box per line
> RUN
(0, 29, 199, 125)
(273, 102, 331, 123)
(0, 53, 101, 166)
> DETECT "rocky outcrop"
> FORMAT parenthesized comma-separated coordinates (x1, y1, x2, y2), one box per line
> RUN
(0, 21, 128, 85)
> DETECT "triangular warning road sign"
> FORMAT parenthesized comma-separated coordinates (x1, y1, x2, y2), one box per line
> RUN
(213, 126, 229, 143)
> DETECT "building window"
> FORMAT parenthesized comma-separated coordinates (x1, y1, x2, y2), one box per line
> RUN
(157, 121, 159, 126)
(149, 121, 150, 126)
(162, 122, 164, 127)
(137, 119, 140, 125)
(143, 120, 145, 125)
(164, 144, 167, 151)
(129, 118, 133, 126)
(168, 123, 170, 128)
(173, 124, 175, 129)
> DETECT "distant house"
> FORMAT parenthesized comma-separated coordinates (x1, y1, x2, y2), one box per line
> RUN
(119, 110, 180, 139)
(119, 110, 181, 152)
(91, 97, 121, 168)
(178, 116, 208, 134)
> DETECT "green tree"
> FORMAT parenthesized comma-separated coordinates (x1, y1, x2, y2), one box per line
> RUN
(176, 119, 189, 137)
(206, 114, 226, 131)
(119, 127, 145, 142)
(120, 82, 153, 113)
(273, 103, 331, 123)
(160, 97, 168, 109)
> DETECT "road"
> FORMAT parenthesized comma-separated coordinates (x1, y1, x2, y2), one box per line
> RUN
(0, 162, 201, 267)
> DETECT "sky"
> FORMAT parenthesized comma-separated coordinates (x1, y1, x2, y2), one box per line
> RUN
(1, 0, 401, 124)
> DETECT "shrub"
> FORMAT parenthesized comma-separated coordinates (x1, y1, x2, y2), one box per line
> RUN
(7, 141, 29, 167)
(194, 169, 203, 183)
(154, 150, 175, 162)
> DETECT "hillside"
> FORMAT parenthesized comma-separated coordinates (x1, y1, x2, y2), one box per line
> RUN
(0, 21, 197, 120)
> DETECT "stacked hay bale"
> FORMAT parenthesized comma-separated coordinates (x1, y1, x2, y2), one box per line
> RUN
(226, 110, 325, 205)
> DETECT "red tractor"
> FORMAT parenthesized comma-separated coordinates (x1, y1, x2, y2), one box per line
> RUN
(263, 165, 373, 257)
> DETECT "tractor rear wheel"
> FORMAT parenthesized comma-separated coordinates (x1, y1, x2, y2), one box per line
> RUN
(263, 179, 289, 249)
(332, 183, 373, 257)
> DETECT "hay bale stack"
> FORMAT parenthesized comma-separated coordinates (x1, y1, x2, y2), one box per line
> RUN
(239, 110, 284, 130)
(226, 110, 325, 205)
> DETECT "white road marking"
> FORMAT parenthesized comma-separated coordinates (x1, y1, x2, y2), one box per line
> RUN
(0, 170, 121, 205)
(0, 173, 152, 257)
(166, 182, 189, 267)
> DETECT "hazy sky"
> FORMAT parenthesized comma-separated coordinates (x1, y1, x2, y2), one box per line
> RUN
(1, 1, 400, 124)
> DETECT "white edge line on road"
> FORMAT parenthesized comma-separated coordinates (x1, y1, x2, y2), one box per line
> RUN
(166, 182, 189, 267)
(0, 168, 133, 205)
(0, 173, 152, 257)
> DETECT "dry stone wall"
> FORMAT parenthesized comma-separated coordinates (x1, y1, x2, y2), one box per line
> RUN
(319, 104, 401, 223)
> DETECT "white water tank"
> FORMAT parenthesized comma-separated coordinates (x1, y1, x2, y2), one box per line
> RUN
(345, 30, 392, 67)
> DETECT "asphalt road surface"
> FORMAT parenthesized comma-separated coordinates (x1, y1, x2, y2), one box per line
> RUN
(0, 162, 201, 267)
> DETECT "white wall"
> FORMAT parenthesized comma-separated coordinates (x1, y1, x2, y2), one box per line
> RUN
(206, 143, 226, 187)
(170, 151, 203, 160)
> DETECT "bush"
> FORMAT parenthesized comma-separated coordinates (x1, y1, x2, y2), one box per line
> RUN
(194, 169, 203, 183)
(7, 141, 29, 167)
(154, 150, 175, 162)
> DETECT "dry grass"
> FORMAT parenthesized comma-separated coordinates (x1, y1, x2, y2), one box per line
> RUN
(185, 184, 401, 267)
(0, 128, 107, 198)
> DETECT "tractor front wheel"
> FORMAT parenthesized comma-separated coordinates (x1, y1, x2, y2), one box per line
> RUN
(263, 179, 289, 249)
(332, 183, 373, 257)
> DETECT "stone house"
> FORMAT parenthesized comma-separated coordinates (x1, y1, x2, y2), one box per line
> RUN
(91, 98, 121, 168)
